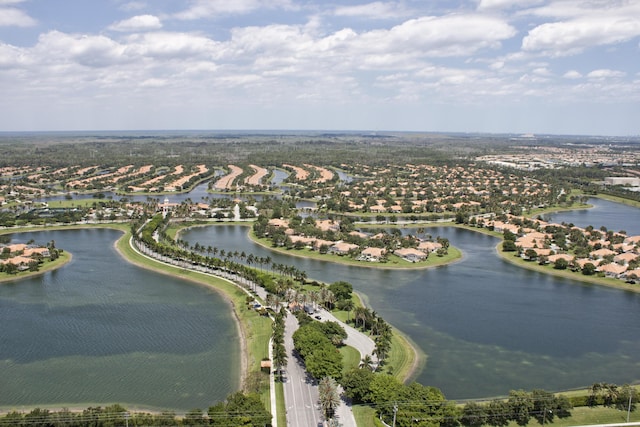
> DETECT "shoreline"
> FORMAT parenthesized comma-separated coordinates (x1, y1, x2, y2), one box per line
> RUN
(0, 251, 73, 284)
(113, 233, 249, 393)
(0, 224, 250, 416)
(176, 221, 463, 271)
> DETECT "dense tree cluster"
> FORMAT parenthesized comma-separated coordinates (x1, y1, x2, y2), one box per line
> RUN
(292, 314, 345, 380)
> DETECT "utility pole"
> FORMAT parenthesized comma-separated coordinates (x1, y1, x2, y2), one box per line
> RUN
(628, 392, 633, 422)
(392, 403, 398, 427)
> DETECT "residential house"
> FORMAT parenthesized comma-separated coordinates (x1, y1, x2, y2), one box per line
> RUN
(359, 247, 386, 262)
(329, 241, 359, 255)
(394, 247, 428, 263)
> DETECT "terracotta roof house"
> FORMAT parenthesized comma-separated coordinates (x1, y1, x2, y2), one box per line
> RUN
(23, 247, 50, 257)
(268, 218, 290, 228)
(359, 247, 386, 262)
(624, 268, 640, 279)
(329, 242, 359, 255)
(5, 243, 27, 253)
(394, 248, 428, 263)
(614, 252, 639, 265)
(590, 248, 616, 259)
(624, 235, 640, 245)
(1, 255, 34, 270)
(313, 239, 335, 251)
(598, 263, 627, 277)
(418, 241, 442, 253)
(349, 231, 369, 239)
(315, 219, 339, 232)
(548, 253, 573, 263)
(574, 258, 597, 269)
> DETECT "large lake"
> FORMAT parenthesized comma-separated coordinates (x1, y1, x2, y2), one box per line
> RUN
(0, 228, 239, 412)
(1, 197, 639, 410)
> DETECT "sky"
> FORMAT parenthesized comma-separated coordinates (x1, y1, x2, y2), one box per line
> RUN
(0, 0, 638, 135)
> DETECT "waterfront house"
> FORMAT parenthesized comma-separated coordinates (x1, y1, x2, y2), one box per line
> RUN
(394, 247, 428, 263)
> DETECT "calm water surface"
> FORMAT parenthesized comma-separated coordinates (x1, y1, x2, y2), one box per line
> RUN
(3, 197, 639, 409)
(181, 199, 640, 399)
(0, 228, 239, 412)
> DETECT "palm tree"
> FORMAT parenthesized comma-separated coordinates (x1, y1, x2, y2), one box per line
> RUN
(354, 307, 367, 329)
(342, 299, 354, 323)
(318, 377, 341, 421)
(359, 354, 374, 371)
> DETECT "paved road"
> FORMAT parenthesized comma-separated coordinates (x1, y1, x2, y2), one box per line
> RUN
(133, 238, 372, 427)
(282, 313, 323, 427)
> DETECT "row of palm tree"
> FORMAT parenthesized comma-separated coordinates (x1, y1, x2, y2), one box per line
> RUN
(271, 309, 287, 382)
(352, 306, 393, 366)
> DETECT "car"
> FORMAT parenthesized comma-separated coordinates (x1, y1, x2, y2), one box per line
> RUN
(314, 315, 322, 320)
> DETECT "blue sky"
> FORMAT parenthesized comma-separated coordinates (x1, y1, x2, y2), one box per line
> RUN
(0, 0, 638, 135)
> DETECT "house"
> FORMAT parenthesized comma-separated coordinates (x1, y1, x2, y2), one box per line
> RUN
(268, 218, 289, 228)
(315, 219, 339, 232)
(394, 248, 428, 263)
(329, 241, 359, 255)
(24, 247, 50, 258)
(1, 255, 34, 270)
(598, 263, 627, 278)
(590, 248, 616, 260)
(548, 253, 573, 264)
(359, 247, 386, 262)
(614, 252, 639, 265)
(418, 241, 442, 253)
(313, 239, 335, 251)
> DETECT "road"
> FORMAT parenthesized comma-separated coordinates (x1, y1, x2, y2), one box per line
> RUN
(132, 238, 371, 427)
(282, 313, 323, 427)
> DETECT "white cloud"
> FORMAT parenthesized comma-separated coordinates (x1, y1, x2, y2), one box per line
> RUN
(35, 31, 126, 68)
(563, 70, 582, 79)
(0, 42, 30, 67)
(0, 6, 36, 26)
(109, 15, 162, 32)
(356, 14, 517, 58)
(334, 2, 410, 20)
(119, 1, 147, 12)
(587, 69, 626, 79)
(124, 32, 221, 59)
(175, 0, 295, 20)
(140, 78, 168, 88)
(476, 0, 544, 11)
(522, 1, 640, 55)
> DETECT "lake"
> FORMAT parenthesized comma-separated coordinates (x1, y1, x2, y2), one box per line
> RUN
(180, 198, 640, 399)
(0, 228, 239, 412)
(2, 197, 639, 410)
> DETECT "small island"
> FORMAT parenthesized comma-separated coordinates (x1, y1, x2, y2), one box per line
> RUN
(0, 240, 69, 283)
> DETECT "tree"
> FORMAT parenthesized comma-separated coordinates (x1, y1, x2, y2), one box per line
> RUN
(508, 389, 533, 426)
(208, 391, 271, 427)
(503, 240, 517, 252)
(486, 399, 511, 427)
(582, 262, 597, 275)
(341, 367, 374, 403)
(305, 345, 343, 380)
(318, 376, 342, 421)
(183, 408, 207, 425)
(554, 257, 569, 270)
(460, 401, 487, 427)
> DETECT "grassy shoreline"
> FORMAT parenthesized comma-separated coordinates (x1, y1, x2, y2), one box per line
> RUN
(0, 222, 271, 415)
(0, 251, 72, 284)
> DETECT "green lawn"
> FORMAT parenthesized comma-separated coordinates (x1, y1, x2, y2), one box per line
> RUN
(340, 345, 362, 374)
